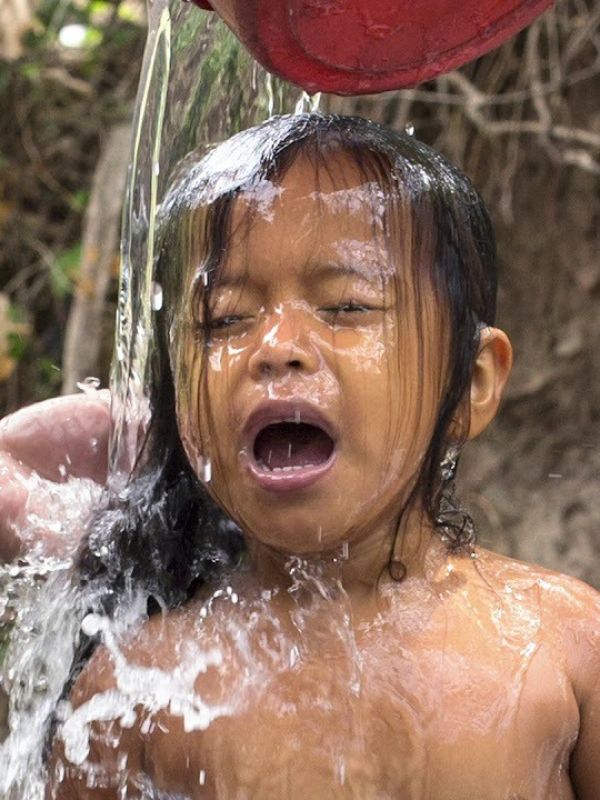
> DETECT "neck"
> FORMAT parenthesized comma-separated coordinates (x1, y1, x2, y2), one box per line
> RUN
(246, 505, 446, 609)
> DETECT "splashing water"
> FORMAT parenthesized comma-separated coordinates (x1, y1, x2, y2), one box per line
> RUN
(0, 475, 101, 799)
(0, 2, 344, 797)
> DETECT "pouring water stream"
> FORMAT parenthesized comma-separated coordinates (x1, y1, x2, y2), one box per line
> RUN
(0, 4, 339, 797)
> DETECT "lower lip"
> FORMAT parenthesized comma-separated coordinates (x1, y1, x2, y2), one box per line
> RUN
(244, 452, 337, 493)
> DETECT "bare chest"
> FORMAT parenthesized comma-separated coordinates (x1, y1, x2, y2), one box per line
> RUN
(138, 638, 579, 800)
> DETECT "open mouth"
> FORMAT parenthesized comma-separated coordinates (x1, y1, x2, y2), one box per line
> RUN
(243, 406, 338, 493)
(254, 422, 335, 472)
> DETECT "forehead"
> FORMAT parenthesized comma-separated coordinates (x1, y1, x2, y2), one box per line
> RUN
(222, 154, 392, 277)
(230, 156, 386, 253)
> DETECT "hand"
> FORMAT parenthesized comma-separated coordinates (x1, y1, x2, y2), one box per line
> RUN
(0, 391, 110, 562)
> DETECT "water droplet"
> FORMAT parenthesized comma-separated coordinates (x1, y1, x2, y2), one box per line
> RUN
(295, 91, 310, 115)
(151, 281, 163, 311)
(199, 769, 206, 786)
(289, 645, 299, 667)
(153, 161, 160, 176)
(76, 376, 101, 395)
(81, 614, 104, 637)
(54, 761, 65, 783)
(140, 716, 153, 735)
(405, 123, 415, 136)
(202, 457, 212, 483)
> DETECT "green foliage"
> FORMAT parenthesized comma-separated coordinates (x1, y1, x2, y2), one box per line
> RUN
(7, 332, 29, 363)
(69, 190, 90, 213)
(37, 357, 62, 398)
(0, 0, 145, 413)
(6, 302, 27, 324)
(50, 243, 82, 298)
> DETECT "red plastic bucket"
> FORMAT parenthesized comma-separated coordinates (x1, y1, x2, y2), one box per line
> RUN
(191, 0, 553, 94)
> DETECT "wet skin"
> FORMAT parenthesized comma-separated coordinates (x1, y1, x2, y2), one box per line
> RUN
(0, 393, 110, 561)
(48, 551, 600, 800)
(47, 159, 600, 798)
(173, 155, 451, 562)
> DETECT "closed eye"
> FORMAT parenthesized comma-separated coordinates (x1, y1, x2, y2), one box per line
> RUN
(320, 302, 373, 314)
(210, 314, 247, 329)
(208, 314, 254, 336)
(319, 301, 385, 321)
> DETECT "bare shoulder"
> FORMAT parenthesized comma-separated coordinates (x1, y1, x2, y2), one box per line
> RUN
(472, 546, 600, 614)
(46, 637, 138, 798)
(462, 549, 600, 798)
(70, 610, 188, 702)
(471, 547, 600, 689)
(47, 605, 207, 799)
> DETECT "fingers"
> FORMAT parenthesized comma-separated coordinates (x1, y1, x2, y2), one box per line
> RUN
(0, 391, 111, 484)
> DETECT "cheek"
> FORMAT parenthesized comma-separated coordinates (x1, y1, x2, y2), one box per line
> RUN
(335, 330, 398, 453)
(337, 326, 441, 463)
(210, 337, 248, 374)
(205, 339, 249, 405)
(203, 341, 253, 462)
(328, 326, 388, 374)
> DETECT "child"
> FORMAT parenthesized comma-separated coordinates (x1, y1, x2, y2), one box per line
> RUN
(46, 114, 600, 799)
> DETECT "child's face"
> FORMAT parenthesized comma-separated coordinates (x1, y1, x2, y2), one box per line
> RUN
(174, 155, 449, 554)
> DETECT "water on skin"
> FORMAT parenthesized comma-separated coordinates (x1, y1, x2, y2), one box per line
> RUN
(0, 367, 589, 798)
(42, 546, 593, 799)
(48, 555, 367, 798)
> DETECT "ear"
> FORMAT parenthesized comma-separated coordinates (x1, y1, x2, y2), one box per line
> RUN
(468, 326, 513, 440)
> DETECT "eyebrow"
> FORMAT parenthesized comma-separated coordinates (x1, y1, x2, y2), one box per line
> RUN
(193, 261, 381, 294)
(306, 262, 379, 283)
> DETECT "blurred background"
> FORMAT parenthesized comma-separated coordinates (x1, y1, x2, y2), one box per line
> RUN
(0, 0, 599, 583)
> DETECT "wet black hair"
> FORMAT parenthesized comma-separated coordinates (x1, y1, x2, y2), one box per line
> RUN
(79, 113, 497, 612)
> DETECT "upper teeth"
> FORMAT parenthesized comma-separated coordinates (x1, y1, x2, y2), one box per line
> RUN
(262, 464, 314, 473)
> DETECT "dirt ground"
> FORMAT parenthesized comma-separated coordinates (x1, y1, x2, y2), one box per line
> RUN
(461, 161, 600, 588)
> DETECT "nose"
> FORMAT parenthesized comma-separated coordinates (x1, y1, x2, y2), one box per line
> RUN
(248, 306, 320, 380)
